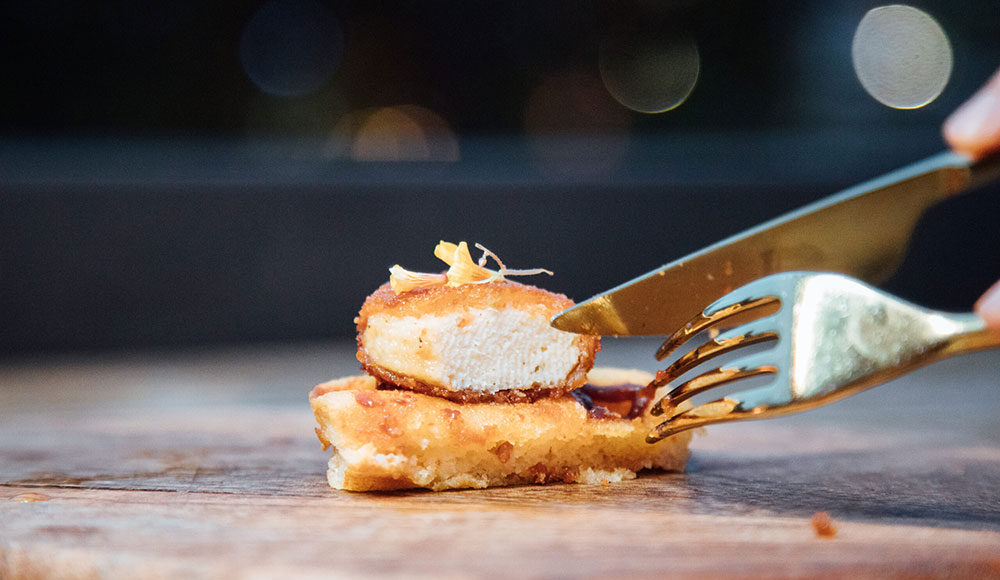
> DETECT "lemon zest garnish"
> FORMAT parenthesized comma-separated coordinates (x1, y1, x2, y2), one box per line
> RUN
(387, 240, 553, 294)
(475, 243, 553, 278)
(388, 265, 447, 294)
(435, 241, 494, 286)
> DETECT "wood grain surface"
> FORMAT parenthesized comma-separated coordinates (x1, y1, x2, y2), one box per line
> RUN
(2, 340, 999, 579)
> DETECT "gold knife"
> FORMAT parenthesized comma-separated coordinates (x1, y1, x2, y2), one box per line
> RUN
(551, 150, 1000, 336)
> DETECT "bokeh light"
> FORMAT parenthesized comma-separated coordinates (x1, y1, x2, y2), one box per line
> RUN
(524, 72, 631, 179)
(599, 29, 700, 114)
(851, 5, 952, 110)
(329, 105, 460, 162)
(240, 0, 344, 98)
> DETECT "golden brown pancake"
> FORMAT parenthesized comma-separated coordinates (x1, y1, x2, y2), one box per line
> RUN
(310, 368, 691, 491)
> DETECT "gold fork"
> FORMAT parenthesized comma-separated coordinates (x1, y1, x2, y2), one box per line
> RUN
(646, 271, 1000, 443)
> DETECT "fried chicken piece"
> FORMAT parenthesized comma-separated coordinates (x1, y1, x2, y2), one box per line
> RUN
(356, 279, 600, 403)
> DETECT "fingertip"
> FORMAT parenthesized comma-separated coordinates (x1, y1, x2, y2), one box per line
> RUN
(943, 69, 1000, 160)
(974, 279, 1000, 331)
(943, 92, 1000, 159)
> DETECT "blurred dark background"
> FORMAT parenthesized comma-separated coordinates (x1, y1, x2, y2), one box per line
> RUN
(1, 1, 998, 355)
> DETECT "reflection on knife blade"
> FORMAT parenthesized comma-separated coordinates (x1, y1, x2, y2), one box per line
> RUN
(551, 151, 983, 336)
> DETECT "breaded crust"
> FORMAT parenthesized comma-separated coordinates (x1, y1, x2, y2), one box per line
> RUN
(356, 280, 600, 403)
(357, 278, 572, 321)
(361, 367, 580, 404)
(309, 368, 691, 492)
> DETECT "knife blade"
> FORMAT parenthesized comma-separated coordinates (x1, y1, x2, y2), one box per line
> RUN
(551, 150, 999, 336)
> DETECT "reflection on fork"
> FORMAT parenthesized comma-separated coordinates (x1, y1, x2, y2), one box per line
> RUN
(646, 272, 1000, 443)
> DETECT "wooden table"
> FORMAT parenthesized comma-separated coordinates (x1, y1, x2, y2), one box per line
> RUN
(2, 340, 999, 578)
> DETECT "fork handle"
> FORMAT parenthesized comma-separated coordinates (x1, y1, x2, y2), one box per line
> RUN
(938, 312, 1000, 357)
(966, 149, 1000, 192)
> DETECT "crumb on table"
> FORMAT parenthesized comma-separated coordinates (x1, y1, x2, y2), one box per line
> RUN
(811, 511, 837, 538)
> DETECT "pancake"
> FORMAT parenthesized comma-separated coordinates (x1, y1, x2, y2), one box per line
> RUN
(310, 367, 692, 491)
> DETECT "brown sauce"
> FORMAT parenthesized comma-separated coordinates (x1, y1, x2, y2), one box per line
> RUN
(571, 382, 657, 420)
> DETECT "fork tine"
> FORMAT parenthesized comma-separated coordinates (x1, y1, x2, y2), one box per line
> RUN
(649, 360, 777, 416)
(648, 363, 799, 442)
(655, 295, 779, 361)
(651, 317, 780, 388)
(647, 398, 741, 442)
(647, 377, 794, 442)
